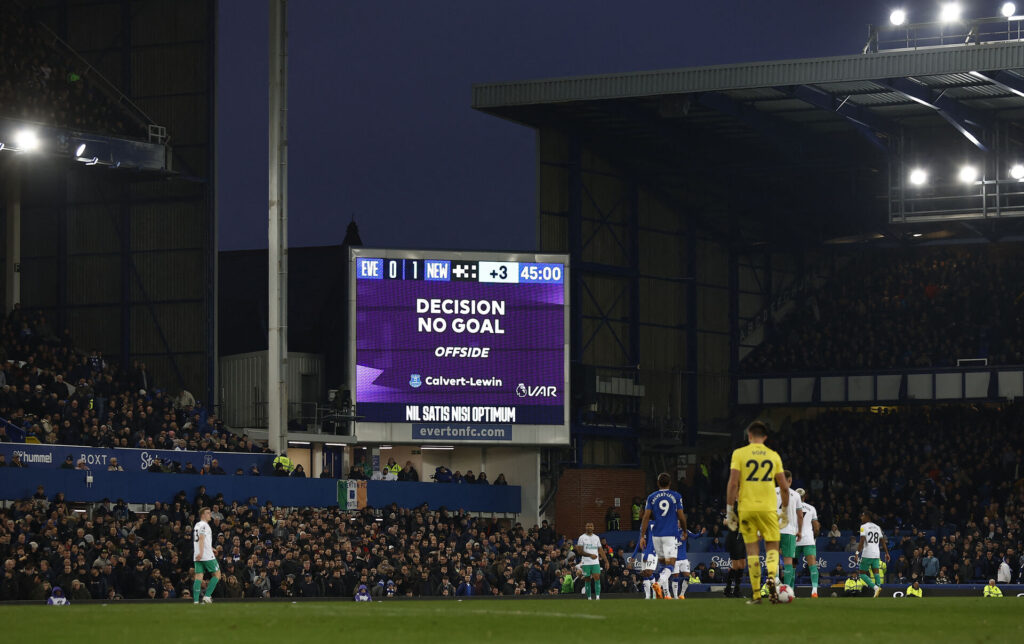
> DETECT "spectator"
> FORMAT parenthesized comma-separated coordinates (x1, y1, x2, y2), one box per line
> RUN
(291, 464, 307, 479)
(922, 549, 939, 584)
(208, 459, 226, 475)
(493, 473, 508, 486)
(433, 466, 452, 483)
(997, 557, 1011, 584)
(906, 580, 923, 598)
(59, 455, 74, 470)
(107, 458, 123, 472)
(47, 586, 70, 606)
(456, 573, 473, 596)
(984, 579, 1003, 597)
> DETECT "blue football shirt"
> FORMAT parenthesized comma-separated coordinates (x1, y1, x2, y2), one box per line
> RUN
(645, 489, 683, 537)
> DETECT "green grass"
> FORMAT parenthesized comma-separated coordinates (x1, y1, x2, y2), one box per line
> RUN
(2, 597, 1022, 643)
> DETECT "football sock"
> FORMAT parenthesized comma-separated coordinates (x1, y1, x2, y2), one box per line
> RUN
(747, 556, 761, 597)
(765, 549, 779, 583)
(783, 563, 794, 587)
(659, 566, 671, 590)
(810, 566, 819, 589)
(594, 580, 601, 597)
(643, 579, 652, 598)
(584, 580, 591, 598)
(679, 578, 689, 597)
(193, 577, 202, 601)
(206, 575, 219, 597)
(874, 573, 883, 587)
(670, 576, 679, 598)
(860, 573, 875, 588)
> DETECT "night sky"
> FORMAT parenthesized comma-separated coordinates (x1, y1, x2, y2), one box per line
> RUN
(216, 0, 966, 252)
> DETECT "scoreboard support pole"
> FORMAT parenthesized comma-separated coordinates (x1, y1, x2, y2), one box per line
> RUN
(267, 0, 289, 455)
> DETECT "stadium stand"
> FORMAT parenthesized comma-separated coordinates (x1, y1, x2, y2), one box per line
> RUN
(0, 305, 255, 457)
(0, 495, 603, 601)
(0, 3, 145, 138)
(743, 246, 1024, 372)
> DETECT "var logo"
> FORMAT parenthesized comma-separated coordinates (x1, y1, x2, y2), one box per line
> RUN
(409, 374, 422, 388)
(516, 383, 557, 398)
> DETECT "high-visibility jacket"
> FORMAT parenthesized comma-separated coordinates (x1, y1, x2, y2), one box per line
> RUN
(906, 584, 923, 598)
(844, 578, 861, 593)
(984, 585, 1003, 598)
(387, 463, 401, 476)
(273, 455, 294, 473)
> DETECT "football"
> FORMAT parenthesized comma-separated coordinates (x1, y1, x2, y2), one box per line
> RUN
(776, 585, 795, 604)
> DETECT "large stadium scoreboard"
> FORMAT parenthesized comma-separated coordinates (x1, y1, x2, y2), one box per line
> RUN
(349, 248, 570, 444)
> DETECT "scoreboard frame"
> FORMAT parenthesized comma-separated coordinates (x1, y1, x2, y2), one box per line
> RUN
(348, 247, 571, 446)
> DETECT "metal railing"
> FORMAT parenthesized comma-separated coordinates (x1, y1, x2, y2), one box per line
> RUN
(865, 15, 1024, 53)
(250, 402, 354, 434)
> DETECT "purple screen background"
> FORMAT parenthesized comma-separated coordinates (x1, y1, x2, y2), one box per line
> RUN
(355, 279, 565, 423)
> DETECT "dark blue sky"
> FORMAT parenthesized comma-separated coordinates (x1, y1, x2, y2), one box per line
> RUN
(216, 0, 963, 251)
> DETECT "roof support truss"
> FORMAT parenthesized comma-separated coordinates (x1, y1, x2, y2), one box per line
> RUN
(777, 84, 895, 153)
(969, 70, 1024, 99)
(876, 77, 990, 151)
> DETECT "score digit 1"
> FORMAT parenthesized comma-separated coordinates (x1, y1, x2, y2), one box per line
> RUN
(406, 259, 423, 280)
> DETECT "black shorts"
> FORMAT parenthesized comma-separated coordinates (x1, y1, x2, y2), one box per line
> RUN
(726, 530, 746, 561)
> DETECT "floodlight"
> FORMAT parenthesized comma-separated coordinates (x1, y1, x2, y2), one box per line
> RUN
(1011, 164, 1024, 180)
(890, 9, 907, 25)
(1002, 2, 1016, 17)
(75, 143, 86, 157)
(909, 168, 927, 186)
(940, 2, 961, 22)
(13, 129, 40, 152)
(912, 233, 923, 237)
(958, 165, 978, 183)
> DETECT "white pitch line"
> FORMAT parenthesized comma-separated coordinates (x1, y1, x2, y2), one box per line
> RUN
(446, 608, 607, 621)
(326, 607, 607, 621)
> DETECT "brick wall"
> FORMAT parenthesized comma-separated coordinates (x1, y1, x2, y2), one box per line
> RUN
(554, 468, 647, 537)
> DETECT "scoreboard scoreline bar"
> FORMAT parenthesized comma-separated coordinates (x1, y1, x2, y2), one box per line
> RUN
(356, 257, 564, 284)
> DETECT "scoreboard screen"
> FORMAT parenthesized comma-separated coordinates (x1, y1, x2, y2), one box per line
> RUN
(349, 249, 569, 443)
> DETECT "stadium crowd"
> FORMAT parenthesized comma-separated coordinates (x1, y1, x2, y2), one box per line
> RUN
(743, 247, 1024, 372)
(0, 492, 631, 602)
(681, 405, 1023, 584)
(0, 304, 261, 458)
(774, 405, 1024, 584)
(0, 5, 145, 138)
(1, 404, 1021, 602)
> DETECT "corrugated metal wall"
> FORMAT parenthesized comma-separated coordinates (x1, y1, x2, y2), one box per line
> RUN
(14, 0, 216, 399)
(539, 128, 753, 426)
(219, 352, 325, 428)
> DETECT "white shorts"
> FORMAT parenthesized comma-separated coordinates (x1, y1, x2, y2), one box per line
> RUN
(673, 559, 690, 574)
(653, 536, 677, 560)
(643, 554, 658, 571)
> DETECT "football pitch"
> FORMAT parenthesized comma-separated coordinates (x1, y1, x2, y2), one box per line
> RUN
(3, 597, 1021, 643)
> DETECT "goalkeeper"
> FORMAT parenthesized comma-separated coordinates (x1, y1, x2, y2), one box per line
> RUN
(725, 421, 790, 604)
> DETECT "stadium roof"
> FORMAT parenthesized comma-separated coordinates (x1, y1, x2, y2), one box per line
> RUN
(472, 42, 1024, 245)
(473, 42, 1024, 134)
